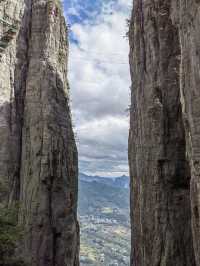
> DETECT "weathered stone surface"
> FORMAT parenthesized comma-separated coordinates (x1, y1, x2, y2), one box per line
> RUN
(178, 2, 200, 265)
(0, 0, 79, 265)
(129, 1, 196, 265)
(0, 0, 25, 205)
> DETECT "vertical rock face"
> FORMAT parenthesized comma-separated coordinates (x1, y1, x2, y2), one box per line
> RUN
(178, 2, 200, 264)
(129, 1, 197, 265)
(0, 0, 79, 265)
(0, 0, 25, 205)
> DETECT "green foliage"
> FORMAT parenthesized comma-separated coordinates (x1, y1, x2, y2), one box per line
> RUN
(58, 50, 65, 63)
(0, 205, 25, 266)
(0, 179, 9, 200)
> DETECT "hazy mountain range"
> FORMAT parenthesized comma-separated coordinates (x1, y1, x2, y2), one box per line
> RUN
(79, 173, 129, 189)
(78, 173, 130, 216)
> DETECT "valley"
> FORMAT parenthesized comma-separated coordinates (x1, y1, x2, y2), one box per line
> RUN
(78, 174, 131, 266)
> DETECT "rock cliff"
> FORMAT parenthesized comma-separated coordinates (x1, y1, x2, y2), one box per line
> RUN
(129, 1, 200, 265)
(0, 0, 79, 265)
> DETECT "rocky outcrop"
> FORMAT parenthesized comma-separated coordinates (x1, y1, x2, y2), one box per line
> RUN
(0, 0, 79, 265)
(129, 1, 200, 265)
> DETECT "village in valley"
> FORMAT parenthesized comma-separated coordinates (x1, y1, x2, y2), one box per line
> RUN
(78, 174, 131, 266)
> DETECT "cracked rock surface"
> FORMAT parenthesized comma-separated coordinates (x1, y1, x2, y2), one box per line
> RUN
(129, 0, 200, 265)
(0, 1, 79, 265)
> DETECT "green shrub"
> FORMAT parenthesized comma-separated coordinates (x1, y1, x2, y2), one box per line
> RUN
(0, 206, 25, 266)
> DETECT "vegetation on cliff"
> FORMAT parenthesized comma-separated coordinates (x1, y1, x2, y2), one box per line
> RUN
(0, 206, 25, 266)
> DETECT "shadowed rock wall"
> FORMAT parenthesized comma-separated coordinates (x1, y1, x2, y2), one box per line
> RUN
(129, 1, 197, 265)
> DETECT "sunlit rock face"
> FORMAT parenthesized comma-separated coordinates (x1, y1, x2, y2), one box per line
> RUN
(128, 1, 200, 265)
(0, 0, 79, 265)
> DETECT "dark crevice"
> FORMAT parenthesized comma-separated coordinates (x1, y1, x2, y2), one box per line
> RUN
(49, 147, 58, 266)
(139, 0, 147, 73)
(8, 0, 33, 205)
(194, 206, 199, 220)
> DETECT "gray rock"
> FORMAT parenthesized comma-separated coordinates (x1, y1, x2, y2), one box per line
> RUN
(0, 0, 79, 265)
(129, 0, 197, 265)
(178, 2, 200, 264)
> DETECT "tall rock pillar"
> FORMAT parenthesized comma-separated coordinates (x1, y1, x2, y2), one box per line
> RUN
(0, 0, 79, 265)
(128, 1, 195, 265)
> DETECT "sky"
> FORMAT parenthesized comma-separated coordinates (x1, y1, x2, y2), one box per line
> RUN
(63, 0, 132, 177)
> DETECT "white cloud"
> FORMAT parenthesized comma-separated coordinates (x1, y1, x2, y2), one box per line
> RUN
(67, 0, 132, 176)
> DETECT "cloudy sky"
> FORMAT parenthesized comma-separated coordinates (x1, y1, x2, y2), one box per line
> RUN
(63, 0, 132, 177)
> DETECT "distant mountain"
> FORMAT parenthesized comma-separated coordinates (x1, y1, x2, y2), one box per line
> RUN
(78, 173, 130, 216)
(79, 173, 129, 189)
(115, 175, 129, 189)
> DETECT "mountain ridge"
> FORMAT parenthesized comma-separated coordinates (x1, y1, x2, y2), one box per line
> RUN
(79, 172, 129, 189)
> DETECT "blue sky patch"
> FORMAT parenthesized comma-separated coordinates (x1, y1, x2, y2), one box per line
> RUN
(63, 0, 115, 25)
(63, 0, 132, 176)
